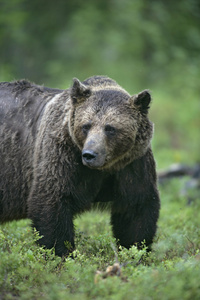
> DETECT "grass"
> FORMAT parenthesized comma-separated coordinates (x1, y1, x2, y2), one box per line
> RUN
(150, 87, 200, 169)
(0, 177, 200, 300)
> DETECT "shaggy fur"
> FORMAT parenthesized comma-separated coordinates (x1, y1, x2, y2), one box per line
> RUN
(0, 76, 160, 257)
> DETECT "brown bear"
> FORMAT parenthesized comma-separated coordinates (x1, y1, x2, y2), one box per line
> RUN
(0, 76, 160, 257)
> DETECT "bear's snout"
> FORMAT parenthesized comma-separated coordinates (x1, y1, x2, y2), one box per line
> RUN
(82, 150, 97, 163)
(82, 149, 106, 168)
(81, 133, 107, 168)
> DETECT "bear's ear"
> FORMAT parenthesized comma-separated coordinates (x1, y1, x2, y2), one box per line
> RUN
(130, 90, 151, 114)
(71, 78, 91, 104)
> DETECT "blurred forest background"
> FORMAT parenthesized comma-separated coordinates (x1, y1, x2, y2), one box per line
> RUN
(0, 2, 200, 298)
(0, 0, 199, 168)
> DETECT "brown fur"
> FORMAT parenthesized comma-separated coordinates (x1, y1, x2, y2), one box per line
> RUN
(0, 76, 160, 257)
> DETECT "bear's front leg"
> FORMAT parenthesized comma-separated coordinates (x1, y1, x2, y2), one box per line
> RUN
(28, 191, 75, 257)
(111, 151, 160, 251)
(111, 200, 159, 251)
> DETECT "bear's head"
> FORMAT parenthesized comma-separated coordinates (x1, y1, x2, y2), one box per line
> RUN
(68, 76, 154, 171)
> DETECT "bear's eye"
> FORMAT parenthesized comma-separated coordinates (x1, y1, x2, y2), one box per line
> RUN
(82, 123, 91, 135)
(105, 125, 116, 136)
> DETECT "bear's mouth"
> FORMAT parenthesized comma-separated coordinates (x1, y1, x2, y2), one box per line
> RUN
(82, 150, 106, 169)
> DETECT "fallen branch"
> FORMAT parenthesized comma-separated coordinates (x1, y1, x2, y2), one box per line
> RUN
(158, 163, 200, 203)
(158, 163, 200, 183)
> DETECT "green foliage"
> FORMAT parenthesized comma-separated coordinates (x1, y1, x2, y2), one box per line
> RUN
(150, 86, 200, 168)
(1, 182, 200, 299)
(0, 0, 200, 89)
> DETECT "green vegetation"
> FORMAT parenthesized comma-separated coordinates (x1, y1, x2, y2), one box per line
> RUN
(0, 0, 199, 299)
(0, 178, 200, 299)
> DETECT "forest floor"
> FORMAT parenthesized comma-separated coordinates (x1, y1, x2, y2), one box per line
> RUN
(0, 176, 199, 300)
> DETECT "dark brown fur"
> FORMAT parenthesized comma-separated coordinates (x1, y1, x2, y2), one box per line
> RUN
(0, 76, 160, 257)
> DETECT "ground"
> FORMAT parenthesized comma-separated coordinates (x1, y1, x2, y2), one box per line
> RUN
(0, 177, 199, 300)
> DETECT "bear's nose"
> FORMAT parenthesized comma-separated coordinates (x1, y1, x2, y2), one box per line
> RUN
(82, 150, 97, 163)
